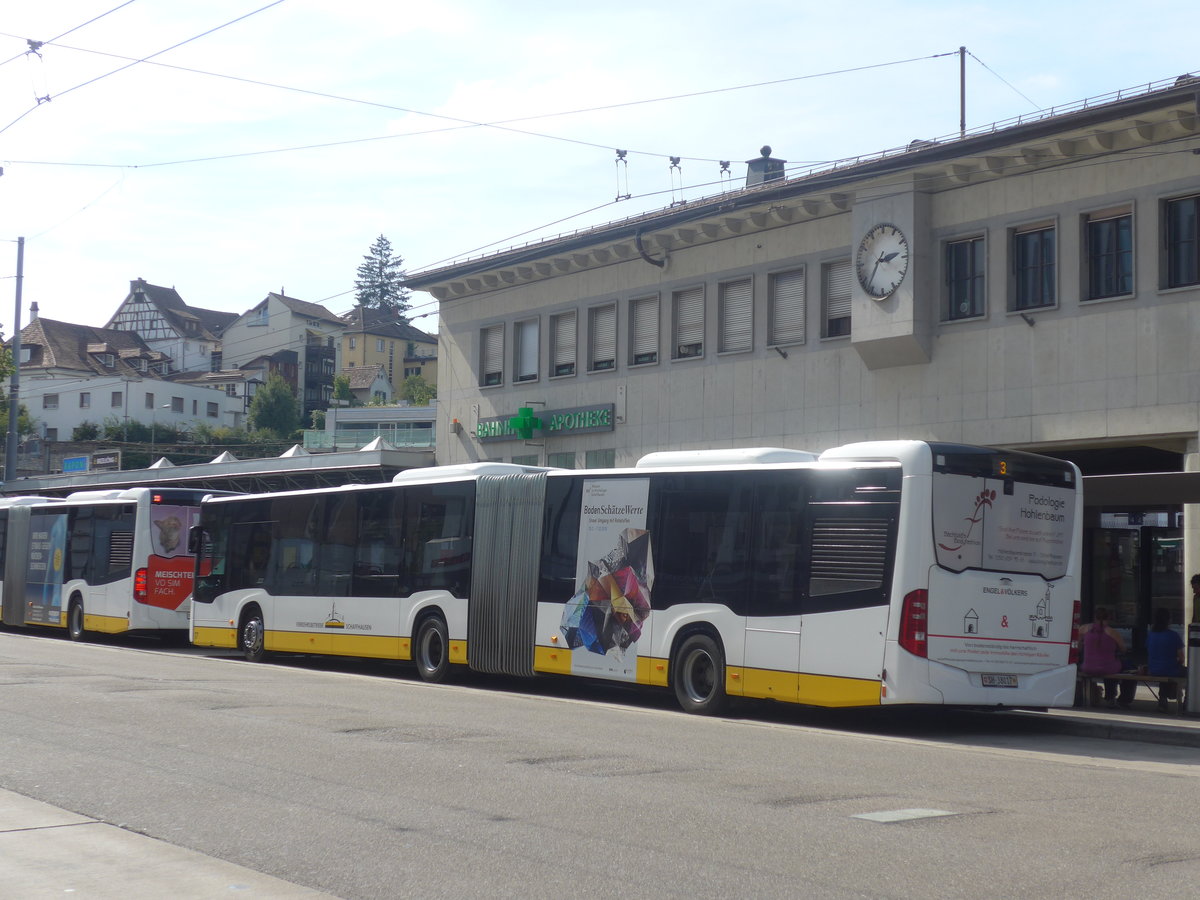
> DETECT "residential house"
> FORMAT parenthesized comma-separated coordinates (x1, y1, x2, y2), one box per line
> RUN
(105, 278, 237, 373)
(340, 306, 437, 398)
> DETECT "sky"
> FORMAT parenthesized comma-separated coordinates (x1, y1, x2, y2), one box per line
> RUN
(0, 1, 1196, 340)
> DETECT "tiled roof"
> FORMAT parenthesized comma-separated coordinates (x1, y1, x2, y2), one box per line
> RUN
(270, 293, 345, 325)
(341, 306, 436, 343)
(112, 279, 237, 341)
(19, 318, 164, 377)
(343, 365, 387, 390)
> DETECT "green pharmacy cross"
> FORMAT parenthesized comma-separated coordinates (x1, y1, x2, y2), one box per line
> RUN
(509, 406, 543, 439)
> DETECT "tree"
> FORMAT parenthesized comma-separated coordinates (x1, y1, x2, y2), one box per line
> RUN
(72, 421, 101, 441)
(332, 374, 355, 407)
(354, 234, 410, 316)
(400, 374, 436, 406)
(0, 396, 36, 438)
(248, 372, 300, 438)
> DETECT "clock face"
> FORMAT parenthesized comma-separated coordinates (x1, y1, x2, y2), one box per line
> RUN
(855, 223, 910, 299)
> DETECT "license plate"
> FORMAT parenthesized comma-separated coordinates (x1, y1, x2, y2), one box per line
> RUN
(981, 674, 1018, 687)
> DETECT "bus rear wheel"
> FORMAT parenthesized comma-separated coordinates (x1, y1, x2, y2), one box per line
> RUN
(67, 599, 86, 642)
(414, 616, 450, 683)
(672, 634, 728, 716)
(240, 609, 266, 663)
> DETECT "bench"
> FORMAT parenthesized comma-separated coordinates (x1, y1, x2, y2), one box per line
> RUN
(1078, 672, 1188, 715)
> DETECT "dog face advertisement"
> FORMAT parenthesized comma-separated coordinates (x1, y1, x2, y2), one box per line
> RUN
(145, 504, 201, 610)
(559, 478, 654, 680)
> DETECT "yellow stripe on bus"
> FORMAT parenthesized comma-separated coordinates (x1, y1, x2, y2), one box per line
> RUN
(192, 626, 237, 649)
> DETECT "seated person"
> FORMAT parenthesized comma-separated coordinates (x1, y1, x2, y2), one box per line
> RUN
(1145, 606, 1185, 712)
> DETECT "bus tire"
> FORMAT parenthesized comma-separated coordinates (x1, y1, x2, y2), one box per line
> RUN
(67, 598, 86, 642)
(240, 607, 266, 663)
(414, 615, 450, 683)
(672, 633, 728, 716)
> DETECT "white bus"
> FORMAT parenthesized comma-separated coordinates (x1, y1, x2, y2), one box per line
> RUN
(0, 487, 219, 640)
(189, 441, 1082, 714)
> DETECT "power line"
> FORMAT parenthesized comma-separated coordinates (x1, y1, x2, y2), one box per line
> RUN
(0, 45, 957, 167)
(0, 1, 288, 137)
(0, 1, 140, 69)
(967, 50, 1041, 110)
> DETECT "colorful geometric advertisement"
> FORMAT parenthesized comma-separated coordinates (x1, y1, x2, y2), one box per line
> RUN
(559, 478, 654, 680)
(25, 512, 68, 625)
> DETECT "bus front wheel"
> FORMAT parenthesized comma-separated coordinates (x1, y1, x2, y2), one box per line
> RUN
(414, 616, 450, 683)
(672, 634, 728, 716)
(67, 599, 86, 642)
(240, 609, 266, 663)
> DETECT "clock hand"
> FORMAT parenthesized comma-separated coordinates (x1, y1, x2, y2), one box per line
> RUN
(882, 251, 899, 263)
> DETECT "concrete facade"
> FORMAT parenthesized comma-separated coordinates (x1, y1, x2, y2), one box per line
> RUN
(408, 76, 1200, 625)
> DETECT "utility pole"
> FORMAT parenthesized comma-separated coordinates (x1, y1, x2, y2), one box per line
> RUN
(959, 46, 967, 139)
(5, 237, 24, 482)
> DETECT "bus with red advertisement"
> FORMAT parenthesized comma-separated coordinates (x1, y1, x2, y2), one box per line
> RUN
(0, 487, 222, 640)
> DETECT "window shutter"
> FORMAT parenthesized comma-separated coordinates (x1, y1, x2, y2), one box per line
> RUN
(769, 269, 805, 345)
(515, 320, 538, 381)
(552, 312, 576, 375)
(630, 297, 658, 364)
(590, 305, 616, 369)
(825, 261, 852, 322)
(719, 278, 752, 352)
(674, 286, 704, 356)
(481, 324, 503, 384)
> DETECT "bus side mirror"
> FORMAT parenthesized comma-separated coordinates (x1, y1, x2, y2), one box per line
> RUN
(187, 524, 204, 554)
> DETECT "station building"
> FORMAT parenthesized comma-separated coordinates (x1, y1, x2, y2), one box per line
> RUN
(407, 74, 1200, 637)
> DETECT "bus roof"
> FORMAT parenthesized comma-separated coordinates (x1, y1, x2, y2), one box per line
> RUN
(391, 462, 553, 484)
(636, 447, 819, 468)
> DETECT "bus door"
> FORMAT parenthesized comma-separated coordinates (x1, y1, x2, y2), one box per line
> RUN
(744, 475, 805, 703)
(796, 469, 900, 706)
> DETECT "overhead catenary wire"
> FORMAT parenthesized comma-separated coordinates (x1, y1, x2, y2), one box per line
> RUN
(0, 1, 287, 137)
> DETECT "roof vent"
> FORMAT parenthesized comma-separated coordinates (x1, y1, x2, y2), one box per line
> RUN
(745, 145, 786, 186)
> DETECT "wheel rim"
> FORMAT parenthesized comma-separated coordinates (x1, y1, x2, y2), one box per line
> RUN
(243, 617, 263, 655)
(682, 649, 715, 704)
(418, 625, 444, 674)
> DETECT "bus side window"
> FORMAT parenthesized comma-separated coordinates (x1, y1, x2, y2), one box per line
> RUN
(750, 477, 807, 617)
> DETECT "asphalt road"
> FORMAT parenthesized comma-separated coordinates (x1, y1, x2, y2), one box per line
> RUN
(0, 630, 1198, 900)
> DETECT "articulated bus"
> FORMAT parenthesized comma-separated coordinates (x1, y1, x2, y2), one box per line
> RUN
(0, 487, 218, 640)
(189, 441, 1082, 714)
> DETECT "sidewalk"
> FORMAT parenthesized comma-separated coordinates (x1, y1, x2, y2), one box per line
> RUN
(0, 790, 333, 899)
(994, 683, 1200, 748)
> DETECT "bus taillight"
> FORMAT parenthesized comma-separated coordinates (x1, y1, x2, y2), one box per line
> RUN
(1068, 598, 1082, 664)
(134, 567, 148, 602)
(898, 589, 928, 658)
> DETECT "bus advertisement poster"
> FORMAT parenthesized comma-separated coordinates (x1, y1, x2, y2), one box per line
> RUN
(25, 512, 68, 625)
(933, 477, 1074, 579)
(145, 505, 200, 610)
(561, 478, 653, 681)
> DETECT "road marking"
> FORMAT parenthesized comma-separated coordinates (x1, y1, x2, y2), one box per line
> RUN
(853, 808, 960, 823)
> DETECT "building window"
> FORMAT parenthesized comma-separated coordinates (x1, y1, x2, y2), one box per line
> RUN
(349, 337, 356, 350)
(718, 277, 753, 353)
(768, 268, 806, 346)
(588, 304, 616, 372)
(629, 295, 659, 365)
(1085, 208, 1133, 300)
(822, 260, 852, 337)
(511, 454, 539, 466)
(43, 393, 59, 410)
(672, 286, 704, 359)
(547, 451, 576, 469)
(1165, 194, 1199, 288)
(376, 338, 385, 353)
(946, 236, 986, 320)
(170, 396, 184, 413)
(1012, 224, 1056, 310)
(480, 324, 503, 387)
(45, 428, 57, 442)
(111, 391, 122, 408)
(79, 392, 91, 409)
(192, 399, 198, 415)
(207, 402, 219, 418)
(145, 392, 155, 409)
(585, 448, 616, 468)
(99, 353, 115, 368)
(550, 311, 576, 377)
(514, 318, 539, 382)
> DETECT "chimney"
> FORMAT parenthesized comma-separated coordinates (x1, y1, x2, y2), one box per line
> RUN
(745, 145, 786, 187)
(29, 300, 38, 321)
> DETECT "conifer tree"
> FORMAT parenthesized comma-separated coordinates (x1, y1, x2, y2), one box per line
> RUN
(354, 234, 410, 317)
